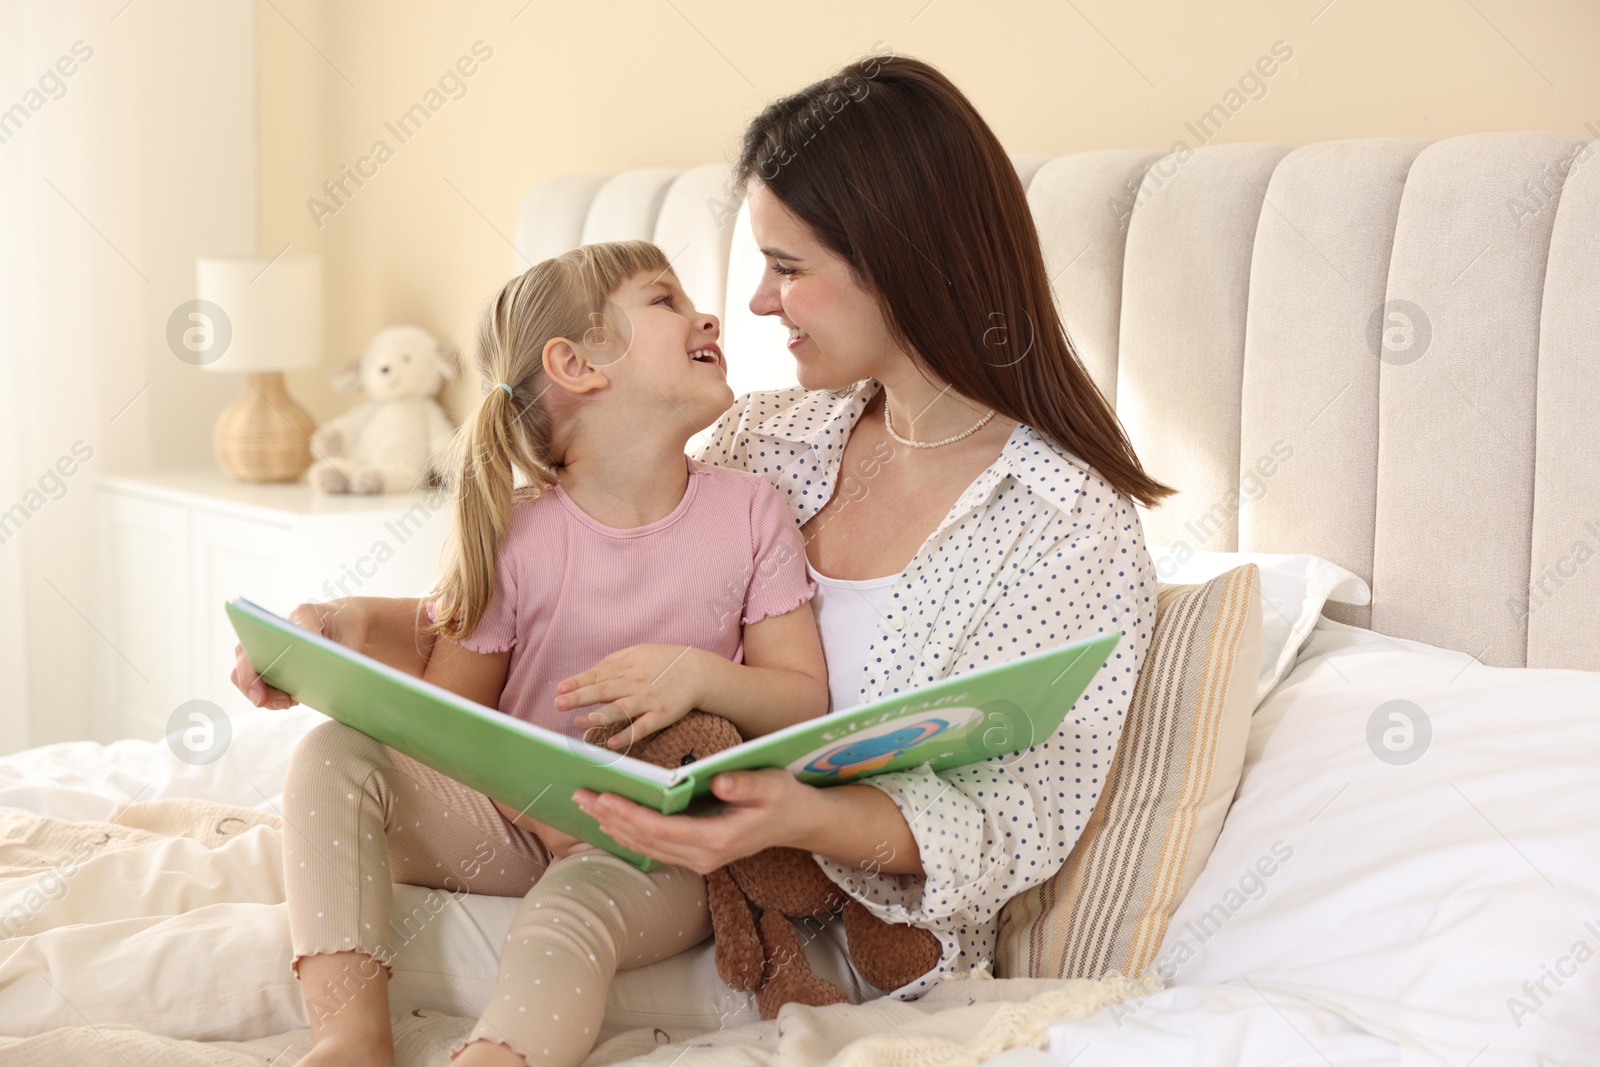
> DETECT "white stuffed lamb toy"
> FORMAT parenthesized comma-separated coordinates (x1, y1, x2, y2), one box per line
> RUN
(308, 324, 457, 495)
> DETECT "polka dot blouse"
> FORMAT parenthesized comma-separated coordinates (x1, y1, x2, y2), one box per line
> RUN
(691, 376, 1156, 1000)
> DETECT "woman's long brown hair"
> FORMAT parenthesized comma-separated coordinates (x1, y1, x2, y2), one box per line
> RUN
(735, 54, 1174, 509)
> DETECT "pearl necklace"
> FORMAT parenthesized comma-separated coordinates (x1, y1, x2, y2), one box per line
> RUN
(883, 399, 997, 448)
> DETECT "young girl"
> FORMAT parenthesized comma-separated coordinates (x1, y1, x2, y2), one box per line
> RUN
(280, 240, 828, 1067)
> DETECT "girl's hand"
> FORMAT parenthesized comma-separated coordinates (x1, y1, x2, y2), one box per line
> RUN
(572, 768, 811, 874)
(555, 644, 708, 750)
(231, 599, 368, 710)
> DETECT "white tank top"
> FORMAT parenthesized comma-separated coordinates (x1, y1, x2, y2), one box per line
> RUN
(805, 558, 903, 714)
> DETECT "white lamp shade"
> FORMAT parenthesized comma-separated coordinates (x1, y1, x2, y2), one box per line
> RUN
(196, 254, 323, 372)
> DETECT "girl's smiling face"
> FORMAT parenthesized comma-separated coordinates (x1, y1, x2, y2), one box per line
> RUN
(746, 179, 900, 390)
(579, 268, 731, 430)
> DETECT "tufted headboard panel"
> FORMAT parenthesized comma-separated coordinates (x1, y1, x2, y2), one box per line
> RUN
(514, 133, 1600, 671)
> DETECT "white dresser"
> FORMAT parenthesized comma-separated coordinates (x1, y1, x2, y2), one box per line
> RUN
(93, 469, 451, 743)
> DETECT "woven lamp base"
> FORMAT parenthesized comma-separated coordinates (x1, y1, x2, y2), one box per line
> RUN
(213, 372, 317, 483)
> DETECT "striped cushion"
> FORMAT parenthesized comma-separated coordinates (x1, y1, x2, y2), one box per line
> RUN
(994, 563, 1262, 979)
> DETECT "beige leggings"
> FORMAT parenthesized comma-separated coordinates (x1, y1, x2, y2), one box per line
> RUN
(282, 719, 712, 1067)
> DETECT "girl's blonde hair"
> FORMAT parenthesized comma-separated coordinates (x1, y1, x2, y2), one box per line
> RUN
(424, 239, 673, 644)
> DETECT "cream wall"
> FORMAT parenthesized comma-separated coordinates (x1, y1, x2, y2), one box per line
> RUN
(258, 0, 1600, 426)
(1, 0, 256, 752)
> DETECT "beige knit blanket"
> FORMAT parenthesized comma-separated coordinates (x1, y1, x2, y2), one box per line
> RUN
(0, 975, 1148, 1067)
(0, 800, 1149, 1066)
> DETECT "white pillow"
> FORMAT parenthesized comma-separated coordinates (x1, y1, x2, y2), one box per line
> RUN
(1146, 618, 1600, 1063)
(1148, 547, 1371, 706)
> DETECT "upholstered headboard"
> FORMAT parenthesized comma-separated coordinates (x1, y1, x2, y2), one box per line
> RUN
(513, 133, 1600, 673)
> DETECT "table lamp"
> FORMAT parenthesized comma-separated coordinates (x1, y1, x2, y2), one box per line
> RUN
(197, 253, 323, 483)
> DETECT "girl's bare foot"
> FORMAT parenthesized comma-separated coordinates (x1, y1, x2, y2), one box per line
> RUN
(294, 950, 397, 1067)
(295, 1034, 397, 1067)
(451, 1037, 532, 1067)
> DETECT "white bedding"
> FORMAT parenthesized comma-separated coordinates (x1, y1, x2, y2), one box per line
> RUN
(1141, 618, 1600, 1067)
(3, 615, 1593, 1065)
(0, 704, 325, 821)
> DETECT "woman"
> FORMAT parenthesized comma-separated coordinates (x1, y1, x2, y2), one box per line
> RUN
(234, 53, 1171, 1007)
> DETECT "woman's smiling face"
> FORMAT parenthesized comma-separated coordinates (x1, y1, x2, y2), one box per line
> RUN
(746, 180, 900, 390)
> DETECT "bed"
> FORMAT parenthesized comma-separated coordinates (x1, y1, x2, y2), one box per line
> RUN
(2, 131, 1596, 1066)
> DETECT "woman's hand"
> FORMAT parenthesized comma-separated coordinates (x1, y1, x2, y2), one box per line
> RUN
(230, 599, 370, 710)
(576, 772, 925, 877)
(572, 767, 811, 874)
(555, 644, 708, 750)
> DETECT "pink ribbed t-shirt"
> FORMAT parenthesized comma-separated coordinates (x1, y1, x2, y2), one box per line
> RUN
(424, 457, 817, 736)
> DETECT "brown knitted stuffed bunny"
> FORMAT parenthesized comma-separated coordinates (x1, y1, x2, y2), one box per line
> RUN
(598, 710, 943, 1019)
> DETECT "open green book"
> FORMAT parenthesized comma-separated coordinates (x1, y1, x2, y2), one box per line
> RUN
(227, 596, 1120, 871)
